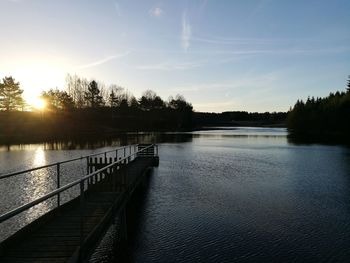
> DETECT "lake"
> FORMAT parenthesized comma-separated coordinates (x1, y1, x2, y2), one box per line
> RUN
(1, 127, 350, 262)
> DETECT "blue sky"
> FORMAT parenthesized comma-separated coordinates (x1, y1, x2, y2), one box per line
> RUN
(0, 0, 349, 112)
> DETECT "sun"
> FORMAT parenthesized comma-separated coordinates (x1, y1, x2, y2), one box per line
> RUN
(30, 97, 46, 110)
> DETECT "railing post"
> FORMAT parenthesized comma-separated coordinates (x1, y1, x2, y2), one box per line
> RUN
(86, 156, 89, 173)
(86, 157, 91, 188)
(80, 180, 85, 245)
(124, 147, 126, 158)
(56, 163, 60, 207)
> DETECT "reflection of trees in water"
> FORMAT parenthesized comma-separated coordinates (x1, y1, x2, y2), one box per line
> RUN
(0, 133, 194, 151)
(287, 132, 350, 146)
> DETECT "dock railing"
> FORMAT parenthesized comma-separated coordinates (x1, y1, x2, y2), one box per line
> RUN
(0, 144, 158, 224)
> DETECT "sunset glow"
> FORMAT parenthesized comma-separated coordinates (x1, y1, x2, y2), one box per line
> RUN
(29, 97, 46, 110)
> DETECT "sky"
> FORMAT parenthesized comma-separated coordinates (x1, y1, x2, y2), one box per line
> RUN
(0, 0, 349, 112)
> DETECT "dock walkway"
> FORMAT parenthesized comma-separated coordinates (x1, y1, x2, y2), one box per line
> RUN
(0, 144, 159, 262)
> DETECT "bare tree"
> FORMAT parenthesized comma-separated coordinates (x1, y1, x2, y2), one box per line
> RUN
(65, 74, 88, 108)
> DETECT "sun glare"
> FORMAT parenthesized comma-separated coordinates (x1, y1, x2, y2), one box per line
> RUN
(31, 98, 46, 110)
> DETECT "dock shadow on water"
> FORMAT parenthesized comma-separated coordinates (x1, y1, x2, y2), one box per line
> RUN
(88, 169, 154, 263)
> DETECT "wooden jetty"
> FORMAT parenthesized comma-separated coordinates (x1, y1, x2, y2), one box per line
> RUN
(0, 144, 159, 262)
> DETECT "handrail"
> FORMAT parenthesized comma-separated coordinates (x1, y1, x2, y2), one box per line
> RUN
(0, 144, 138, 180)
(0, 144, 156, 224)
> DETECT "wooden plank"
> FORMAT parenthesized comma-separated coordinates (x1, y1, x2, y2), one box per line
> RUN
(14, 238, 79, 248)
(0, 155, 156, 262)
(5, 249, 74, 257)
(0, 257, 67, 263)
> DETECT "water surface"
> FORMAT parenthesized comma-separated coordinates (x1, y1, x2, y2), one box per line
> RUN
(127, 128, 350, 262)
(1, 128, 350, 262)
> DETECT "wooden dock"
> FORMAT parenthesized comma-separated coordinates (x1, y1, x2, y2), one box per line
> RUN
(0, 144, 159, 262)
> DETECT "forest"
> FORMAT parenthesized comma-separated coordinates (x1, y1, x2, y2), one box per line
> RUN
(5, 74, 350, 144)
(287, 76, 350, 142)
(0, 73, 292, 143)
(194, 111, 287, 127)
(0, 74, 193, 142)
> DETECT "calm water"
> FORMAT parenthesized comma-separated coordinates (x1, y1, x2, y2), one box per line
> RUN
(1, 128, 350, 262)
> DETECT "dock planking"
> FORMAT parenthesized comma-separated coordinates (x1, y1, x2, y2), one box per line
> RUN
(0, 144, 159, 262)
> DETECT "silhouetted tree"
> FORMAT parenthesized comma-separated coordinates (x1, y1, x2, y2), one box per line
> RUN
(168, 94, 193, 128)
(119, 98, 129, 112)
(109, 90, 118, 107)
(168, 94, 192, 110)
(0, 76, 25, 111)
(65, 74, 88, 108)
(84, 80, 104, 107)
(108, 85, 131, 108)
(347, 75, 350, 92)
(129, 95, 139, 109)
(41, 89, 75, 112)
(98, 81, 109, 104)
(139, 90, 165, 110)
(288, 76, 350, 136)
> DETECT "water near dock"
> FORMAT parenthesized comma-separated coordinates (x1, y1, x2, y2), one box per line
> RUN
(1, 128, 350, 262)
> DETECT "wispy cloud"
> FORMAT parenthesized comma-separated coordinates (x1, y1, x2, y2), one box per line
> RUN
(181, 11, 192, 51)
(198, 0, 208, 15)
(191, 35, 286, 45)
(113, 2, 121, 17)
(149, 7, 163, 17)
(75, 52, 130, 69)
(188, 46, 350, 56)
(169, 73, 280, 93)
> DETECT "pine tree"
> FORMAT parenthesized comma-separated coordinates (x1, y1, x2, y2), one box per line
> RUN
(0, 76, 25, 111)
(347, 75, 350, 92)
(84, 80, 104, 107)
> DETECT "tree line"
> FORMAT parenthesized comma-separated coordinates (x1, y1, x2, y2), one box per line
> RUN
(0, 74, 194, 139)
(194, 111, 287, 127)
(287, 75, 350, 138)
(0, 74, 193, 114)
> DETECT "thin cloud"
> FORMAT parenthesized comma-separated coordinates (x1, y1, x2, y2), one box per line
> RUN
(126, 43, 349, 57)
(149, 7, 164, 17)
(191, 35, 287, 45)
(75, 52, 130, 69)
(170, 73, 280, 93)
(181, 11, 192, 51)
(189, 47, 350, 56)
(198, 0, 208, 15)
(113, 2, 121, 17)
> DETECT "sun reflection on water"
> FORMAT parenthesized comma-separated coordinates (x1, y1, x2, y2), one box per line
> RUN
(33, 146, 46, 167)
(23, 146, 53, 223)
